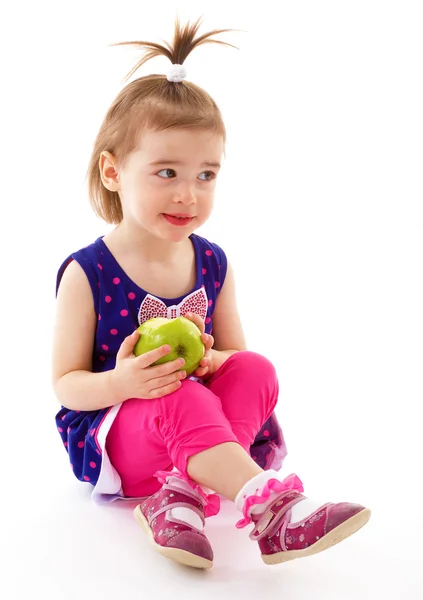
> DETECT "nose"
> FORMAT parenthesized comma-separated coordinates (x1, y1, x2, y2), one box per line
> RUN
(173, 181, 197, 205)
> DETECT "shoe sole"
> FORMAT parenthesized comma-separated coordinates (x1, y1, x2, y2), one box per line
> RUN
(261, 507, 371, 565)
(133, 505, 213, 570)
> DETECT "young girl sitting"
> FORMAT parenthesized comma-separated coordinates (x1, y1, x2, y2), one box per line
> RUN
(52, 18, 371, 570)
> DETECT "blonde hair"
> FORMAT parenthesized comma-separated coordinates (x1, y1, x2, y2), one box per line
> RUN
(86, 18, 237, 224)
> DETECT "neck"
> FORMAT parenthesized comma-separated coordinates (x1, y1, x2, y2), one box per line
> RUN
(105, 221, 190, 264)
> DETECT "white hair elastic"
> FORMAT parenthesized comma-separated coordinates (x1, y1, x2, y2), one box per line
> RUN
(167, 63, 187, 83)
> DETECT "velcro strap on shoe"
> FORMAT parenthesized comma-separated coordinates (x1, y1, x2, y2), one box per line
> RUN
(149, 501, 206, 527)
(249, 492, 305, 541)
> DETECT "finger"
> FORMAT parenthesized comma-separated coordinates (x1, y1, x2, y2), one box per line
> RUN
(149, 377, 185, 399)
(136, 344, 172, 368)
(198, 363, 210, 372)
(185, 312, 205, 334)
(146, 356, 186, 380)
(116, 329, 140, 359)
(202, 333, 214, 350)
(150, 370, 186, 392)
(193, 365, 208, 378)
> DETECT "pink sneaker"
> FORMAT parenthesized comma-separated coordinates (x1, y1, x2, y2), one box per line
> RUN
(237, 476, 371, 565)
(134, 479, 213, 569)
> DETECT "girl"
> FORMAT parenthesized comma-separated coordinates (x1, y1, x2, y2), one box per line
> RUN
(52, 18, 370, 570)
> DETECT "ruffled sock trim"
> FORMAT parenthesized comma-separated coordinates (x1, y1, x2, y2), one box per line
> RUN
(236, 473, 304, 529)
(154, 469, 221, 517)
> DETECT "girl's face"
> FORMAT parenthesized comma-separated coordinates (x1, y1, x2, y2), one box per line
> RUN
(117, 128, 224, 241)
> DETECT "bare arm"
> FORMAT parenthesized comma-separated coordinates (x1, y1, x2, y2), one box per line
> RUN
(52, 260, 185, 411)
(51, 260, 124, 411)
(54, 370, 124, 412)
(211, 260, 247, 353)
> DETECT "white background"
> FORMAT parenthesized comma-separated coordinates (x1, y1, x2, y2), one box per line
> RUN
(1, 1, 422, 598)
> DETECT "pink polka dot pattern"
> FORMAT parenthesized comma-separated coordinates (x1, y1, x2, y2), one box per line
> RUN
(205, 317, 211, 324)
(78, 441, 85, 449)
(128, 292, 136, 300)
(83, 476, 90, 482)
(120, 309, 128, 317)
(263, 430, 270, 437)
(89, 462, 97, 468)
(98, 263, 103, 270)
(202, 268, 207, 275)
(208, 299, 213, 307)
(102, 344, 109, 351)
(105, 295, 112, 303)
(113, 277, 120, 284)
(110, 328, 118, 335)
(205, 250, 213, 256)
(215, 281, 220, 288)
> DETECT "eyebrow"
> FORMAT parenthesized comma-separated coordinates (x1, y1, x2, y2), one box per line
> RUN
(149, 160, 221, 168)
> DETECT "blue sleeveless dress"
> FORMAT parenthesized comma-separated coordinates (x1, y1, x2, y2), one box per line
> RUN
(55, 233, 287, 502)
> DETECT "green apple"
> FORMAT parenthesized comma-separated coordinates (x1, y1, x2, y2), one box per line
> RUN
(134, 316, 205, 376)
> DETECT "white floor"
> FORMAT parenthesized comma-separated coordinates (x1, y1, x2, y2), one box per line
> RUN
(3, 394, 422, 600)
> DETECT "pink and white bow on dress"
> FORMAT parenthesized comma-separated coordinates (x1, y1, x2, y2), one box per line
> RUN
(137, 287, 208, 325)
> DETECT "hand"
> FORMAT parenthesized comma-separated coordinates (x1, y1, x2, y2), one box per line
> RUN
(184, 312, 215, 379)
(111, 330, 187, 400)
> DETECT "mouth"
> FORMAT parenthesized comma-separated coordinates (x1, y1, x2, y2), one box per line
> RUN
(162, 214, 194, 226)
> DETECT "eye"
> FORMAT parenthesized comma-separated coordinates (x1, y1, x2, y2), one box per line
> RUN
(198, 171, 215, 181)
(157, 168, 176, 178)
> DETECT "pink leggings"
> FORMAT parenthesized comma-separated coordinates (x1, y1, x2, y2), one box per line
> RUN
(106, 351, 279, 497)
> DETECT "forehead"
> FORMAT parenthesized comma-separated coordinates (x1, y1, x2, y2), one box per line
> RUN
(135, 128, 224, 159)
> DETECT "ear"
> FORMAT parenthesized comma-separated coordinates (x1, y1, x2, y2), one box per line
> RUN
(99, 151, 120, 191)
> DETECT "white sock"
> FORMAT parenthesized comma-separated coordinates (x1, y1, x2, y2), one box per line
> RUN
(235, 470, 281, 515)
(235, 471, 325, 523)
(166, 476, 204, 532)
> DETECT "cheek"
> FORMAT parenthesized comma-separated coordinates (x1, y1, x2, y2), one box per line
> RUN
(199, 189, 215, 208)
(130, 183, 159, 209)
(204, 197, 215, 216)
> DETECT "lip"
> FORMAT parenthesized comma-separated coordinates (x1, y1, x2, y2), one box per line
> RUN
(162, 213, 194, 227)
(164, 213, 194, 218)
